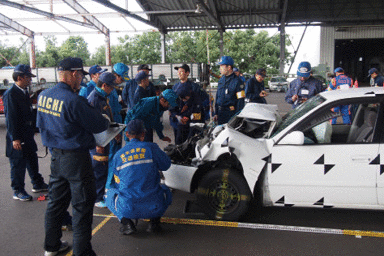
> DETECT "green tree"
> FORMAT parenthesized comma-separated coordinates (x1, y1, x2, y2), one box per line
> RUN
(36, 36, 60, 67)
(0, 39, 23, 68)
(59, 36, 90, 61)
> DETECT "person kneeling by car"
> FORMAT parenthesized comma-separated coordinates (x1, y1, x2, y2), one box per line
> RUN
(106, 119, 172, 234)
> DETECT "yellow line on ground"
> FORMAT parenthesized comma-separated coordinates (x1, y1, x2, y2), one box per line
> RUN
(65, 213, 114, 256)
(92, 214, 384, 239)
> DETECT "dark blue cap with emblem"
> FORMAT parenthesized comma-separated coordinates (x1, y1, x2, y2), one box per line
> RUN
(218, 56, 234, 66)
(89, 65, 107, 75)
(175, 84, 192, 99)
(58, 57, 88, 75)
(126, 119, 146, 135)
(13, 64, 36, 77)
(368, 68, 379, 76)
(297, 61, 311, 78)
(135, 71, 149, 83)
(99, 72, 117, 86)
(256, 68, 267, 77)
(334, 67, 344, 73)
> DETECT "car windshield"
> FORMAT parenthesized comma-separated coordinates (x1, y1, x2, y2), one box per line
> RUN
(271, 77, 287, 83)
(271, 95, 326, 137)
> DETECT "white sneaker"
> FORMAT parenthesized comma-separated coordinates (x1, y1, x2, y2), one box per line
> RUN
(95, 201, 107, 208)
(44, 241, 69, 256)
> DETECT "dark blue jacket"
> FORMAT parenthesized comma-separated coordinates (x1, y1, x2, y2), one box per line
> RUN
(106, 139, 172, 220)
(36, 82, 109, 150)
(125, 96, 166, 140)
(133, 86, 150, 106)
(285, 77, 321, 108)
(3, 84, 37, 157)
(122, 80, 156, 110)
(215, 73, 245, 114)
(245, 76, 266, 103)
(373, 75, 384, 87)
(88, 87, 113, 121)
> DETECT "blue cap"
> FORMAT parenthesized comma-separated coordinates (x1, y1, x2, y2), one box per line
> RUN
(135, 71, 149, 83)
(13, 64, 36, 77)
(368, 68, 379, 76)
(99, 72, 117, 86)
(297, 61, 311, 78)
(233, 67, 239, 72)
(137, 64, 152, 71)
(58, 57, 88, 75)
(218, 56, 234, 66)
(161, 89, 178, 107)
(89, 65, 107, 75)
(113, 63, 130, 81)
(334, 67, 344, 73)
(126, 119, 146, 135)
(175, 84, 192, 99)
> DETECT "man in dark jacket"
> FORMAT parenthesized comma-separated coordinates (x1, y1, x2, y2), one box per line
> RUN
(245, 68, 268, 104)
(3, 64, 48, 201)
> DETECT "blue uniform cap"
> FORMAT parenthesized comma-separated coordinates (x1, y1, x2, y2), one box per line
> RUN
(135, 71, 149, 83)
(137, 64, 152, 71)
(126, 119, 146, 135)
(161, 89, 178, 107)
(99, 72, 117, 86)
(334, 67, 344, 73)
(368, 68, 379, 76)
(174, 64, 190, 73)
(297, 61, 311, 78)
(218, 56, 234, 66)
(175, 84, 192, 99)
(113, 63, 130, 81)
(89, 65, 107, 75)
(58, 57, 88, 75)
(13, 64, 36, 77)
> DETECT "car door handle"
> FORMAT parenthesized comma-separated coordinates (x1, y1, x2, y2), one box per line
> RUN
(351, 155, 371, 162)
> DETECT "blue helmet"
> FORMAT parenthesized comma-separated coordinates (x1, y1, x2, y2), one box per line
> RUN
(297, 61, 311, 78)
(113, 63, 130, 81)
(218, 56, 234, 66)
(161, 89, 178, 107)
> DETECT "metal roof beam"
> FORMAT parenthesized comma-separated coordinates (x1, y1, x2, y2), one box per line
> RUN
(91, 0, 165, 32)
(0, 0, 95, 29)
(195, 0, 224, 30)
(0, 12, 34, 37)
(62, 0, 109, 35)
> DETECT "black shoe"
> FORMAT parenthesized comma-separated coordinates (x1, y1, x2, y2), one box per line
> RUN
(146, 219, 162, 233)
(120, 220, 137, 235)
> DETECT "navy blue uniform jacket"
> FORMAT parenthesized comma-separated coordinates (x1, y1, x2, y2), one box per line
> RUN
(36, 82, 109, 150)
(3, 84, 37, 157)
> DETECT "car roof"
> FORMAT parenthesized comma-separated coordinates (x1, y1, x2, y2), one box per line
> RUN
(320, 87, 384, 102)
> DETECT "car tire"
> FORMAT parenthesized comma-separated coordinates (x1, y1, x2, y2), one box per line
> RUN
(196, 168, 252, 221)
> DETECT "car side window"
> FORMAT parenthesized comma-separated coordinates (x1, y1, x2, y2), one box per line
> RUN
(294, 102, 380, 145)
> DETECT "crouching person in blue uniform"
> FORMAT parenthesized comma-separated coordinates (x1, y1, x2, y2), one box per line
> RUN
(87, 72, 117, 208)
(106, 119, 172, 234)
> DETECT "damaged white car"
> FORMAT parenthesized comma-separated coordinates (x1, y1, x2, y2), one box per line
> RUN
(164, 87, 384, 221)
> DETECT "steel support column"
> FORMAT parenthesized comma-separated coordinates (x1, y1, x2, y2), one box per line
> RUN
(161, 32, 166, 63)
(105, 31, 111, 66)
(279, 24, 285, 75)
(219, 29, 224, 57)
(29, 35, 36, 68)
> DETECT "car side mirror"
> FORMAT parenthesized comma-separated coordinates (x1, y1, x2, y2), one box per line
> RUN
(278, 131, 304, 145)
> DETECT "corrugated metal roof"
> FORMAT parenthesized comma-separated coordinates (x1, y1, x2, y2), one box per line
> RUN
(0, 0, 383, 36)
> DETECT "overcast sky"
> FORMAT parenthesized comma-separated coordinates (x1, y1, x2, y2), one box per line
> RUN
(0, 0, 320, 74)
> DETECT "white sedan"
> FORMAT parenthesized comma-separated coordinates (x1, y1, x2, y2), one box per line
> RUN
(164, 87, 384, 221)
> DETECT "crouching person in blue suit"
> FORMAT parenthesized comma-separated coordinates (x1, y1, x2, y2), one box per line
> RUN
(106, 119, 172, 234)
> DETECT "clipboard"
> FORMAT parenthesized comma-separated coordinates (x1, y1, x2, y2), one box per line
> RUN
(93, 123, 126, 147)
